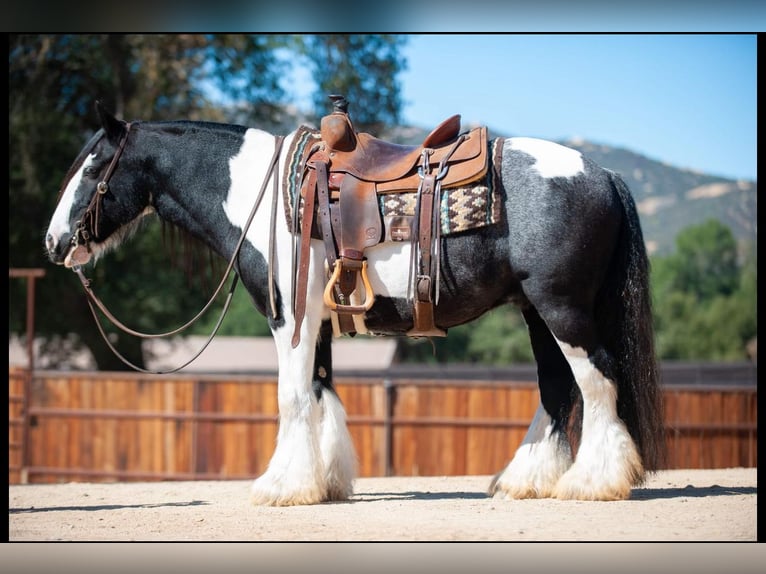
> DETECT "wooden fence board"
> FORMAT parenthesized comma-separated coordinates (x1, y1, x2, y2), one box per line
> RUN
(7, 367, 757, 484)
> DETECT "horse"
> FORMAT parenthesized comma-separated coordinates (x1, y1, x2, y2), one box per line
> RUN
(45, 101, 665, 506)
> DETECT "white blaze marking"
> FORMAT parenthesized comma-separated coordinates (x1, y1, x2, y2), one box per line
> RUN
(46, 153, 96, 246)
(509, 137, 585, 179)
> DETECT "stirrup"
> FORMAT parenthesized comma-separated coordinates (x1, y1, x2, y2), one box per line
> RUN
(323, 259, 375, 314)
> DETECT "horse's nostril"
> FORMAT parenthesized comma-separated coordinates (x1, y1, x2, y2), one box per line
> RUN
(45, 233, 66, 260)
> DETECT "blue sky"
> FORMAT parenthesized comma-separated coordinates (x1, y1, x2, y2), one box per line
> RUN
(11, 3, 759, 181)
(396, 35, 756, 182)
(285, 34, 756, 181)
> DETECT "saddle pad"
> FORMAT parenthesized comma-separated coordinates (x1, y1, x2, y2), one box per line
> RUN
(282, 125, 504, 236)
(282, 125, 322, 229)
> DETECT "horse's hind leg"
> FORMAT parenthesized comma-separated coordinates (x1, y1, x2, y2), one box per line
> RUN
(551, 336, 643, 500)
(537, 301, 643, 501)
(489, 306, 574, 499)
(313, 320, 357, 501)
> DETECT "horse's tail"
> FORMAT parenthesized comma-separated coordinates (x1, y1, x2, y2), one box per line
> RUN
(597, 171, 667, 472)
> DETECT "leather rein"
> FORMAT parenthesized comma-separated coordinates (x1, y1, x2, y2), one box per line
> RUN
(71, 125, 285, 374)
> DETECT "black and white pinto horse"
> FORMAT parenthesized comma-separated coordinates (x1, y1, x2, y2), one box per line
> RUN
(45, 103, 665, 505)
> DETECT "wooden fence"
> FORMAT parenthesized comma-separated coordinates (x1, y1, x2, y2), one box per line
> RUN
(8, 366, 757, 484)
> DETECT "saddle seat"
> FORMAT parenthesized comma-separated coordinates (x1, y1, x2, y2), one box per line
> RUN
(320, 107, 487, 194)
(325, 114, 461, 182)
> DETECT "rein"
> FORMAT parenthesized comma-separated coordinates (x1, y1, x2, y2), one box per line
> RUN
(74, 133, 286, 374)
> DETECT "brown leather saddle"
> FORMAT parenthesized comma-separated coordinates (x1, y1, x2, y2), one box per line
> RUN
(291, 95, 489, 347)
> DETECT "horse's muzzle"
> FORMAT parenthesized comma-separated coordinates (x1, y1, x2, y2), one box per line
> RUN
(46, 233, 92, 267)
(45, 232, 67, 265)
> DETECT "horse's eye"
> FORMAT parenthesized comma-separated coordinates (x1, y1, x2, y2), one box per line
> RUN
(83, 166, 99, 177)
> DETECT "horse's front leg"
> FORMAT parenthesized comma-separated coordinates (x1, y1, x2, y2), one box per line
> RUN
(250, 313, 325, 506)
(251, 282, 327, 506)
(313, 320, 357, 501)
(250, 262, 356, 505)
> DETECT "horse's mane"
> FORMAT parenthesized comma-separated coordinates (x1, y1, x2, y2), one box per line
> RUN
(159, 220, 224, 293)
(145, 121, 242, 289)
(139, 119, 250, 136)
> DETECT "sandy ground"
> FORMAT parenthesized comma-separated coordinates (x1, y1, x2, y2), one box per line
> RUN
(8, 468, 757, 543)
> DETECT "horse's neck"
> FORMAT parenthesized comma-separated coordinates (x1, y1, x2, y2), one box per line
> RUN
(150, 125, 284, 258)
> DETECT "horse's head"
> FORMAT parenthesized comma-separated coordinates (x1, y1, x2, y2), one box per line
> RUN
(45, 102, 152, 268)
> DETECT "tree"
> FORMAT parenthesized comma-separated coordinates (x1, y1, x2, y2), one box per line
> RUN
(9, 34, 285, 369)
(660, 218, 739, 301)
(9, 34, 408, 370)
(397, 307, 533, 364)
(295, 35, 407, 132)
(651, 220, 756, 361)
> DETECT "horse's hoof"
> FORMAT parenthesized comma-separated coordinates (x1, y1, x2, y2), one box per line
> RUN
(488, 441, 572, 500)
(490, 482, 545, 500)
(552, 476, 631, 501)
(250, 475, 326, 506)
(323, 482, 354, 502)
(488, 469, 558, 500)
(552, 459, 643, 501)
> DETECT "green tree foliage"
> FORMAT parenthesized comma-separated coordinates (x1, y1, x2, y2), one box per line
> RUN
(294, 34, 407, 132)
(658, 218, 740, 300)
(9, 33, 405, 370)
(397, 307, 534, 364)
(652, 220, 756, 361)
(9, 34, 286, 369)
(190, 282, 272, 338)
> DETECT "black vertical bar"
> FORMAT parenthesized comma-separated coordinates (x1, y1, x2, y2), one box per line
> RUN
(383, 378, 395, 476)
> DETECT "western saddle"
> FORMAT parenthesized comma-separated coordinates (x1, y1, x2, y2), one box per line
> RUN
(291, 95, 489, 348)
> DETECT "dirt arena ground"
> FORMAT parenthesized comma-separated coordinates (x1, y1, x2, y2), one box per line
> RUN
(8, 468, 757, 542)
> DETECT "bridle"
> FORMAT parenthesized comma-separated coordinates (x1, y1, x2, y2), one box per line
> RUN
(71, 122, 133, 252)
(70, 126, 286, 374)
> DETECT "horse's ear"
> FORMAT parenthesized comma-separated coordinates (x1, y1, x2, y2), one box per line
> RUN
(95, 100, 126, 143)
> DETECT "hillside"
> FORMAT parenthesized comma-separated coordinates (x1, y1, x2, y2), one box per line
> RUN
(381, 124, 757, 256)
(560, 138, 757, 256)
